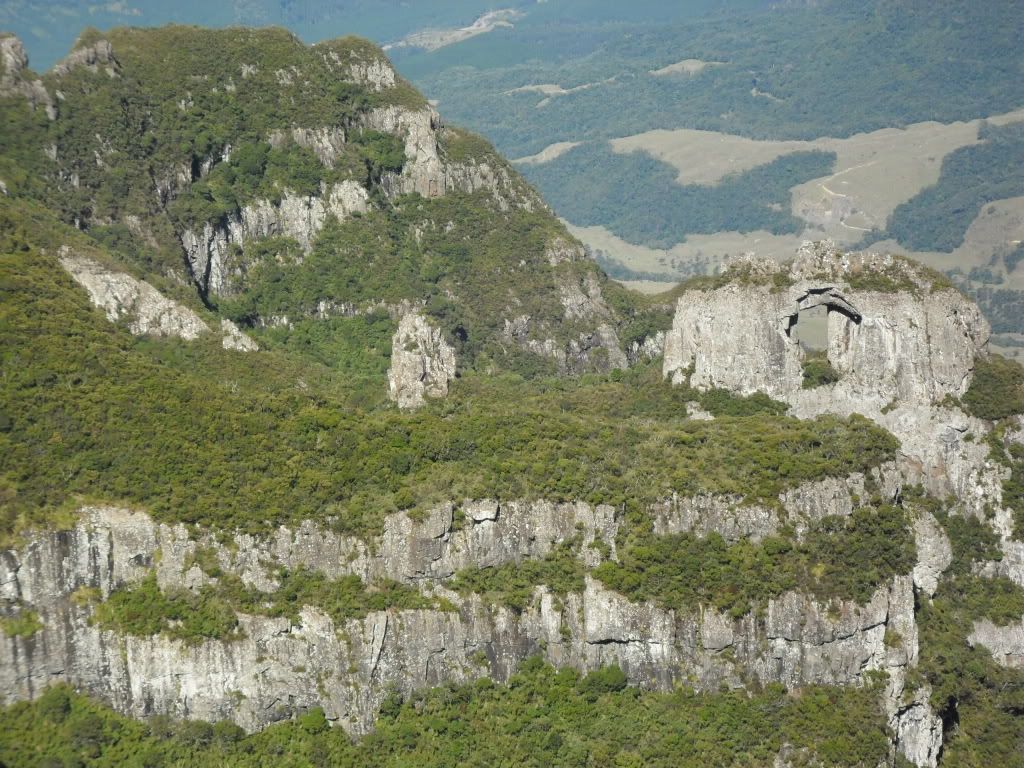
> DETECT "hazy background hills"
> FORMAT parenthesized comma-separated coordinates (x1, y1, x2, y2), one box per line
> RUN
(5, 0, 1024, 349)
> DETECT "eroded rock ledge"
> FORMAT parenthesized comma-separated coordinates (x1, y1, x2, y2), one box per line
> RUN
(0, 477, 944, 763)
(59, 251, 258, 351)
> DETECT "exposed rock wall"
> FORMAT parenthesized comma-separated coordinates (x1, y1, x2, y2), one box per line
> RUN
(59, 251, 258, 350)
(0, 498, 930, 756)
(663, 243, 988, 409)
(360, 106, 539, 210)
(0, 35, 55, 119)
(60, 251, 210, 340)
(387, 311, 457, 410)
(663, 242, 1000, 509)
(970, 618, 1024, 668)
(181, 181, 370, 296)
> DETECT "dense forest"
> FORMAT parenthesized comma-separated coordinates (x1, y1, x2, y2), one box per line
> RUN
(526, 143, 834, 249)
(405, 0, 1024, 156)
(876, 122, 1024, 253)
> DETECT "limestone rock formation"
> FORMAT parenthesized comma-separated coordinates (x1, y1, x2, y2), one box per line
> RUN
(0, 496, 924, 741)
(970, 618, 1024, 668)
(60, 251, 210, 340)
(663, 241, 1000, 509)
(387, 311, 457, 409)
(52, 39, 118, 78)
(360, 106, 539, 209)
(0, 35, 55, 119)
(221, 319, 260, 352)
(663, 242, 988, 408)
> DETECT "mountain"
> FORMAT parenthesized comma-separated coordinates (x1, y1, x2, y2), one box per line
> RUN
(10, 3, 1024, 358)
(394, 0, 1024, 352)
(1, 24, 1024, 768)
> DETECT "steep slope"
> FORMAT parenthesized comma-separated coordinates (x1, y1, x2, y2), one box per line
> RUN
(0, 27, 628, 396)
(2, 24, 1024, 768)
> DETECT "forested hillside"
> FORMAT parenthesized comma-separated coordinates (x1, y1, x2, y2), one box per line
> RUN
(2, 18, 1024, 768)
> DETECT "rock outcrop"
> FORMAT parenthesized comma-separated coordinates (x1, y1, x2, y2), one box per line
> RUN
(0, 497, 926, 748)
(663, 241, 1000, 509)
(970, 618, 1024, 668)
(61, 251, 209, 340)
(60, 250, 257, 351)
(52, 39, 118, 78)
(360, 106, 539, 210)
(181, 181, 370, 296)
(663, 243, 988, 408)
(0, 35, 55, 119)
(388, 311, 457, 409)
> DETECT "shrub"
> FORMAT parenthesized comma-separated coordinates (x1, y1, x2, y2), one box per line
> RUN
(962, 354, 1024, 420)
(802, 354, 841, 389)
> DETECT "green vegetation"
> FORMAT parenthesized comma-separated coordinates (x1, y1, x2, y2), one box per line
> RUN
(914, 513, 1024, 766)
(962, 354, 1024, 421)
(0, 608, 43, 638)
(998, 443, 1024, 543)
(965, 283, 1024, 336)
(169, 133, 405, 230)
(0, 224, 900, 542)
(216, 190, 576, 367)
(95, 569, 439, 643)
(801, 353, 840, 389)
(0, 662, 895, 768)
(95, 572, 242, 644)
(594, 504, 916, 617)
(0, 26, 427, 293)
(526, 143, 835, 249)
(451, 540, 586, 612)
(884, 123, 1024, 253)
(412, 1, 1024, 158)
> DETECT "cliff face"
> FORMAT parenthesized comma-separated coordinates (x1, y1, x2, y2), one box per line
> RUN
(0, 493, 938, 763)
(664, 242, 999, 509)
(663, 243, 988, 409)
(58, 251, 258, 351)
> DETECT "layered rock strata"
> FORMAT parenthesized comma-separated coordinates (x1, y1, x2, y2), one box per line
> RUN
(1, 489, 935, 761)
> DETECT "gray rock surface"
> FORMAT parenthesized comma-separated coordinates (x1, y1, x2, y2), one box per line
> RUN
(52, 39, 118, 78)
(60, 251, 210, 340)
(221, 319, 259, 352)
(387, 311, 457, 409)
(970, 618, 1024, 668)
(663, 242, 988, 408)
(663, 241, 1001, 510)
(181, 181, 370, 296)
(59, 251, 259, 351)
(0, 35, 56, 119)
(1, 503, 924, 749)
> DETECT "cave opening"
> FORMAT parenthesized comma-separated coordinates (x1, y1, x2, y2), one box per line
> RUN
(788, 304, 829, 353)
(783, 288, 863, 355)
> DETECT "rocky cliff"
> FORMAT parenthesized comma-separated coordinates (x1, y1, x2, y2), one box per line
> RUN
(0, 27, 627, 382)
(6, 235, 1022, 767)
(2, 21, 1023, 767)
(0, 485, 940, 763)
(664, 242, 1000, 510)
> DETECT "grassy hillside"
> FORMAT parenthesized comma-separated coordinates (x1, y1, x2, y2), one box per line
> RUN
(878, 122, 1024, 253)
(526, 143, 835, 249)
